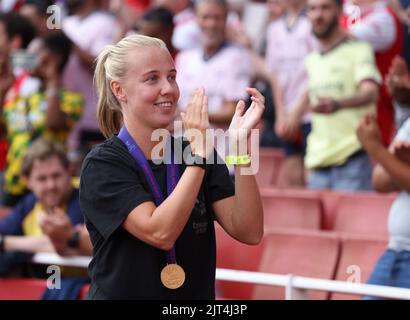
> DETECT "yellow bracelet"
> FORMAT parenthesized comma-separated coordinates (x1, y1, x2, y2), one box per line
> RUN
(225, 155, 251, 165)
(237, 154, 251, 165)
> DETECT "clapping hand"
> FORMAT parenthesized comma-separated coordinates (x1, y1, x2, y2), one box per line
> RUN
(229, 88, 265, 143)
(180, 88, 213, 159)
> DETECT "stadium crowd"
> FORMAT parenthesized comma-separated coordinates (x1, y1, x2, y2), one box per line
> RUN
(0, 0, 409, 299)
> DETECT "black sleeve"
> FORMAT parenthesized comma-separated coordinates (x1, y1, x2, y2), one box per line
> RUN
(205, 151, 235, 204)
(80, 149, 154, 240)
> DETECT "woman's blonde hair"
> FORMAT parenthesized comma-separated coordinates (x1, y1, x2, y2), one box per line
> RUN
(94, 34, 168, 138)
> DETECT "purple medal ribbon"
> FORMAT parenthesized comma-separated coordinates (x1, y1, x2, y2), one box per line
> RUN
(118, 126, 179, 264)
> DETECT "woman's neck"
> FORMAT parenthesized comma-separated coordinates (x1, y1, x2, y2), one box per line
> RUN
(123, 117, 167, 160)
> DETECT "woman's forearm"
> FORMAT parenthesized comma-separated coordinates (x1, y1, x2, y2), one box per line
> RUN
(124, 166, 206, 251)
(232, 163, 264, 244)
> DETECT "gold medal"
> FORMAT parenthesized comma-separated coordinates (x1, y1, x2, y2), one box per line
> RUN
(160, 263, 185, 289)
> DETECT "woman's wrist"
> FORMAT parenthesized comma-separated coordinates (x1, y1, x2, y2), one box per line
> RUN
(229, 134, 250, 155)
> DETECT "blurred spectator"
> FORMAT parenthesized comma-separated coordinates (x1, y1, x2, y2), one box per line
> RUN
(390, 0, 410, 25)
(267, 0, 316, 186)
(2, 31, 82, 206)
(152, 0, 201, 50)
(0, 12, 36, 206)
(176, 0, 253, 163)
(20, 0, 55, 37)
(386, 55, 410, 127)
(257, 0, 285, 55)
(249, 0, 285, 148)
(390, 0, 410, 66)
(357, 113, 410, 298)
(267, 0, 286, 21)
(0, 138, 91, 277)
(0, 0, 23, 12)
(138, 6, 177, 59)
(62, 0, 118, 152)
(0, 12, 36, 106)
(109, 0, 150, 41)
(304, 0, 381, 191)
(344, 0, 403, 145)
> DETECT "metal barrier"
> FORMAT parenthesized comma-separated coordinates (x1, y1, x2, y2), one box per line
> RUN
(32, 253, 410, 300)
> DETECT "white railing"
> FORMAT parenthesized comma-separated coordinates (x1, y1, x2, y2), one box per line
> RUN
(216, 268, 410, 300)
(32, 253, 410, 300)
(32, 252, 91, 268)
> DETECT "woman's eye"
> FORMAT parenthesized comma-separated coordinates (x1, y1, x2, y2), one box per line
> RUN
(146, 76, 158, 82)
(168, 75, 176, 81)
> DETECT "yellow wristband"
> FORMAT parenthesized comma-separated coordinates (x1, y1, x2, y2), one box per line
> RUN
(237, 154, 251, 165)
(225, 155, 237, 165)
(225, 155, 251, 165)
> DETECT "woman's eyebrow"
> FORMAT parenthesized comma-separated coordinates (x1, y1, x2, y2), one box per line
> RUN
(141, 70, 159, 76)
(141, 69, 177, 76)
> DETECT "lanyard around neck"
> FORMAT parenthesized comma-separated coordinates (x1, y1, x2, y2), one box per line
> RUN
(118, 126, 179, 264)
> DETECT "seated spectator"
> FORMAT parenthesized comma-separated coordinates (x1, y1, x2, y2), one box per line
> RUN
(2, 31, 83, 206)
(304, 0, 381, 191)
(357, 113, 410, 299)
(0, 138, 92, 278)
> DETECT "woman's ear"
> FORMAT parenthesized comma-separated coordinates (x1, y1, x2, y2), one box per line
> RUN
(110, 80, 127, 103)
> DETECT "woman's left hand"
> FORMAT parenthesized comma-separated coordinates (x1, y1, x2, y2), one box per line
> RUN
(228, 88, 265, 143)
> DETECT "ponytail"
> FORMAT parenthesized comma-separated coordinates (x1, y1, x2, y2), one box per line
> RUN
(95, 46, 123, 138)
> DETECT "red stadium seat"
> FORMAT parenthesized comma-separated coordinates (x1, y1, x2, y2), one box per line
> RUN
(252, 229, 340, 300)
(255, 148, 284, 187)
(260, 188, 322, 230)
(0, 278, 47, 300)
(318, 190, 344, 230)
(215, 224, 265, 299)
(333, 193, 395, 237)
(331, 235, 387, 300)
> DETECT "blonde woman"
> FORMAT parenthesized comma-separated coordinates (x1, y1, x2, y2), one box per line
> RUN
(79, 34, 264, 299)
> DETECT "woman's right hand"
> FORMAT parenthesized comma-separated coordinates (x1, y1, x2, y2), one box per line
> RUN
(180, 88, 213, 159)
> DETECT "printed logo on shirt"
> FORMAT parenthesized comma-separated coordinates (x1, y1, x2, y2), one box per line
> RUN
(192, 194, 208, 235)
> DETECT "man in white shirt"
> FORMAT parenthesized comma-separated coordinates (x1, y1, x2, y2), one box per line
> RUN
(176, 0, 254, 168)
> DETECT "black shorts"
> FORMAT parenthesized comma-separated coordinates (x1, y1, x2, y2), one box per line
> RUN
(282, 122, 311, 157)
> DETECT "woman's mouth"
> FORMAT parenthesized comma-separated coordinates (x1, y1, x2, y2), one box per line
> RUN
(154, 101, 173, 110)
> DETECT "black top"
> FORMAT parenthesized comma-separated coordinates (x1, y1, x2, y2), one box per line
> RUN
(79, 136, 234, 299)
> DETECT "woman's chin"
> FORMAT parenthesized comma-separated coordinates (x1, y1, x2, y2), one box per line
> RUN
(152, 115, 174, 129)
